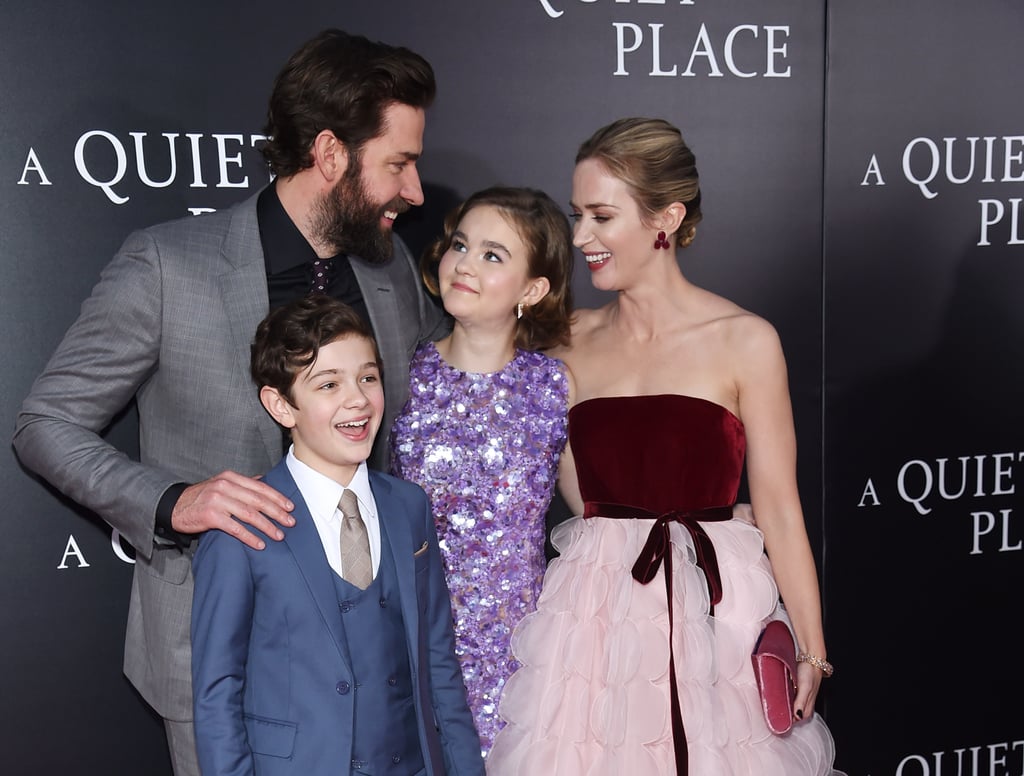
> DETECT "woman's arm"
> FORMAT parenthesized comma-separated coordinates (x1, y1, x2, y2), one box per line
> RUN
(733, 315, 830, 719)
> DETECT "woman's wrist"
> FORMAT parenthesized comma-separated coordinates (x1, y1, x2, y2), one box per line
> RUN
(796, 652, 834, 677)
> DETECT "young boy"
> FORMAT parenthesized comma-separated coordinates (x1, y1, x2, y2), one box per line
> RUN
(190, 296, 483, 776)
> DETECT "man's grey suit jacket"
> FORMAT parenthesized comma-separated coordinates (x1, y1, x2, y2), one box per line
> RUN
(13, 189, 447, 721)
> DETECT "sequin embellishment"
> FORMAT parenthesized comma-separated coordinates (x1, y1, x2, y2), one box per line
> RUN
(390, 342, 568, 756)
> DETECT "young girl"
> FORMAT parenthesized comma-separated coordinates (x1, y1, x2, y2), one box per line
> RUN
(390, 186, 574, 757)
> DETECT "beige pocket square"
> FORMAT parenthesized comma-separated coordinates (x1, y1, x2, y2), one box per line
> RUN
(413, 541, 429, 557)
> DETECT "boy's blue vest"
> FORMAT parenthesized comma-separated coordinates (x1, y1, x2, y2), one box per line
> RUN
(333, 519, 424, 776)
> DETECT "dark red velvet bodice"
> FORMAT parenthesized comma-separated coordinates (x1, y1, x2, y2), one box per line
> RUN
(569, 394, 746, 513)
(570, 394, 747, 774)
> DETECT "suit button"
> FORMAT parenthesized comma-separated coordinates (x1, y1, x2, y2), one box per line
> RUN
(336, 681, 350, 695)
(379, 598, 388, 608)
(392, 755, 402, 764)
(339, 601, 352, 613)
(387, 676, 397, 686)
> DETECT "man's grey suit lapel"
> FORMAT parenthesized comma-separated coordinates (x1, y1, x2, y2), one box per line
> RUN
(216, 195, 281, 466)
(350, 257, 402, 387)
(350, 255, 407, 470)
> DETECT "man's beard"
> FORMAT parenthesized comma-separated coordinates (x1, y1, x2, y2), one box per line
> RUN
(312, 161, 406, 265)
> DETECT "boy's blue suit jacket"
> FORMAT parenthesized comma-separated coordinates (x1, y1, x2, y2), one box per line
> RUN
(191, 458, 484, 776)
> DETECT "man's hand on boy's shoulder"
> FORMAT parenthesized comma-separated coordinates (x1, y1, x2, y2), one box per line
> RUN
(171, 471, 296, 550)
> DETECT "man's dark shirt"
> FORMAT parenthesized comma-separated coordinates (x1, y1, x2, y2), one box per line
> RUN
(258, 183, 371, 325)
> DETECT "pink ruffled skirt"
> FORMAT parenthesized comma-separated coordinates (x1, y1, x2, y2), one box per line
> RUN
(488, 508, 843, 775)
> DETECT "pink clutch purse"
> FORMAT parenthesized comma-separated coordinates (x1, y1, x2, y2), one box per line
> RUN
(751, 620, 798, 735)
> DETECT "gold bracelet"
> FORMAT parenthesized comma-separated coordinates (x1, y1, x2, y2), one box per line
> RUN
(796, 652, 834, 678)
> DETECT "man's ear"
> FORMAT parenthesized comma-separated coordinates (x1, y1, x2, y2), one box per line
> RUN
(311, 129, 349, 183)
(260, 385, 297, 428)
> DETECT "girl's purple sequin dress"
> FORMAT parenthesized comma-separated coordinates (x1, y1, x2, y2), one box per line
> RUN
(390, 341, 569, 756)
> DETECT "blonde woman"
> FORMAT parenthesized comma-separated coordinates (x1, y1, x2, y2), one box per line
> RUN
(491, 119, 843, 775)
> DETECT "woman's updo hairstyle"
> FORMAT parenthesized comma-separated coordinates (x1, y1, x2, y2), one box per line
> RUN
(576, 117, 702, 249)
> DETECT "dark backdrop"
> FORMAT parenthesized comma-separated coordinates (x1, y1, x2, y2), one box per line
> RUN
(2, 2, 1019, 773)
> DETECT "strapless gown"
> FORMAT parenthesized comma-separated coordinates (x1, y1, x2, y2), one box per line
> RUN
(488, 395, 843, 775)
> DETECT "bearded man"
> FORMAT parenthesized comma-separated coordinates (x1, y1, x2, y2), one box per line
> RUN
(13, 29, 447, 776)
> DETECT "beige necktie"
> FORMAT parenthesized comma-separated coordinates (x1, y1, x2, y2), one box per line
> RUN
(338, 489, 372, 589)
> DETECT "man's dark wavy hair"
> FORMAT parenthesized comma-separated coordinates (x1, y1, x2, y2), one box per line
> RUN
(261, 29, 435, 178)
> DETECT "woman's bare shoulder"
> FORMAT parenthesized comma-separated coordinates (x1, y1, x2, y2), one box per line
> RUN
(694, 289, 776, 343)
